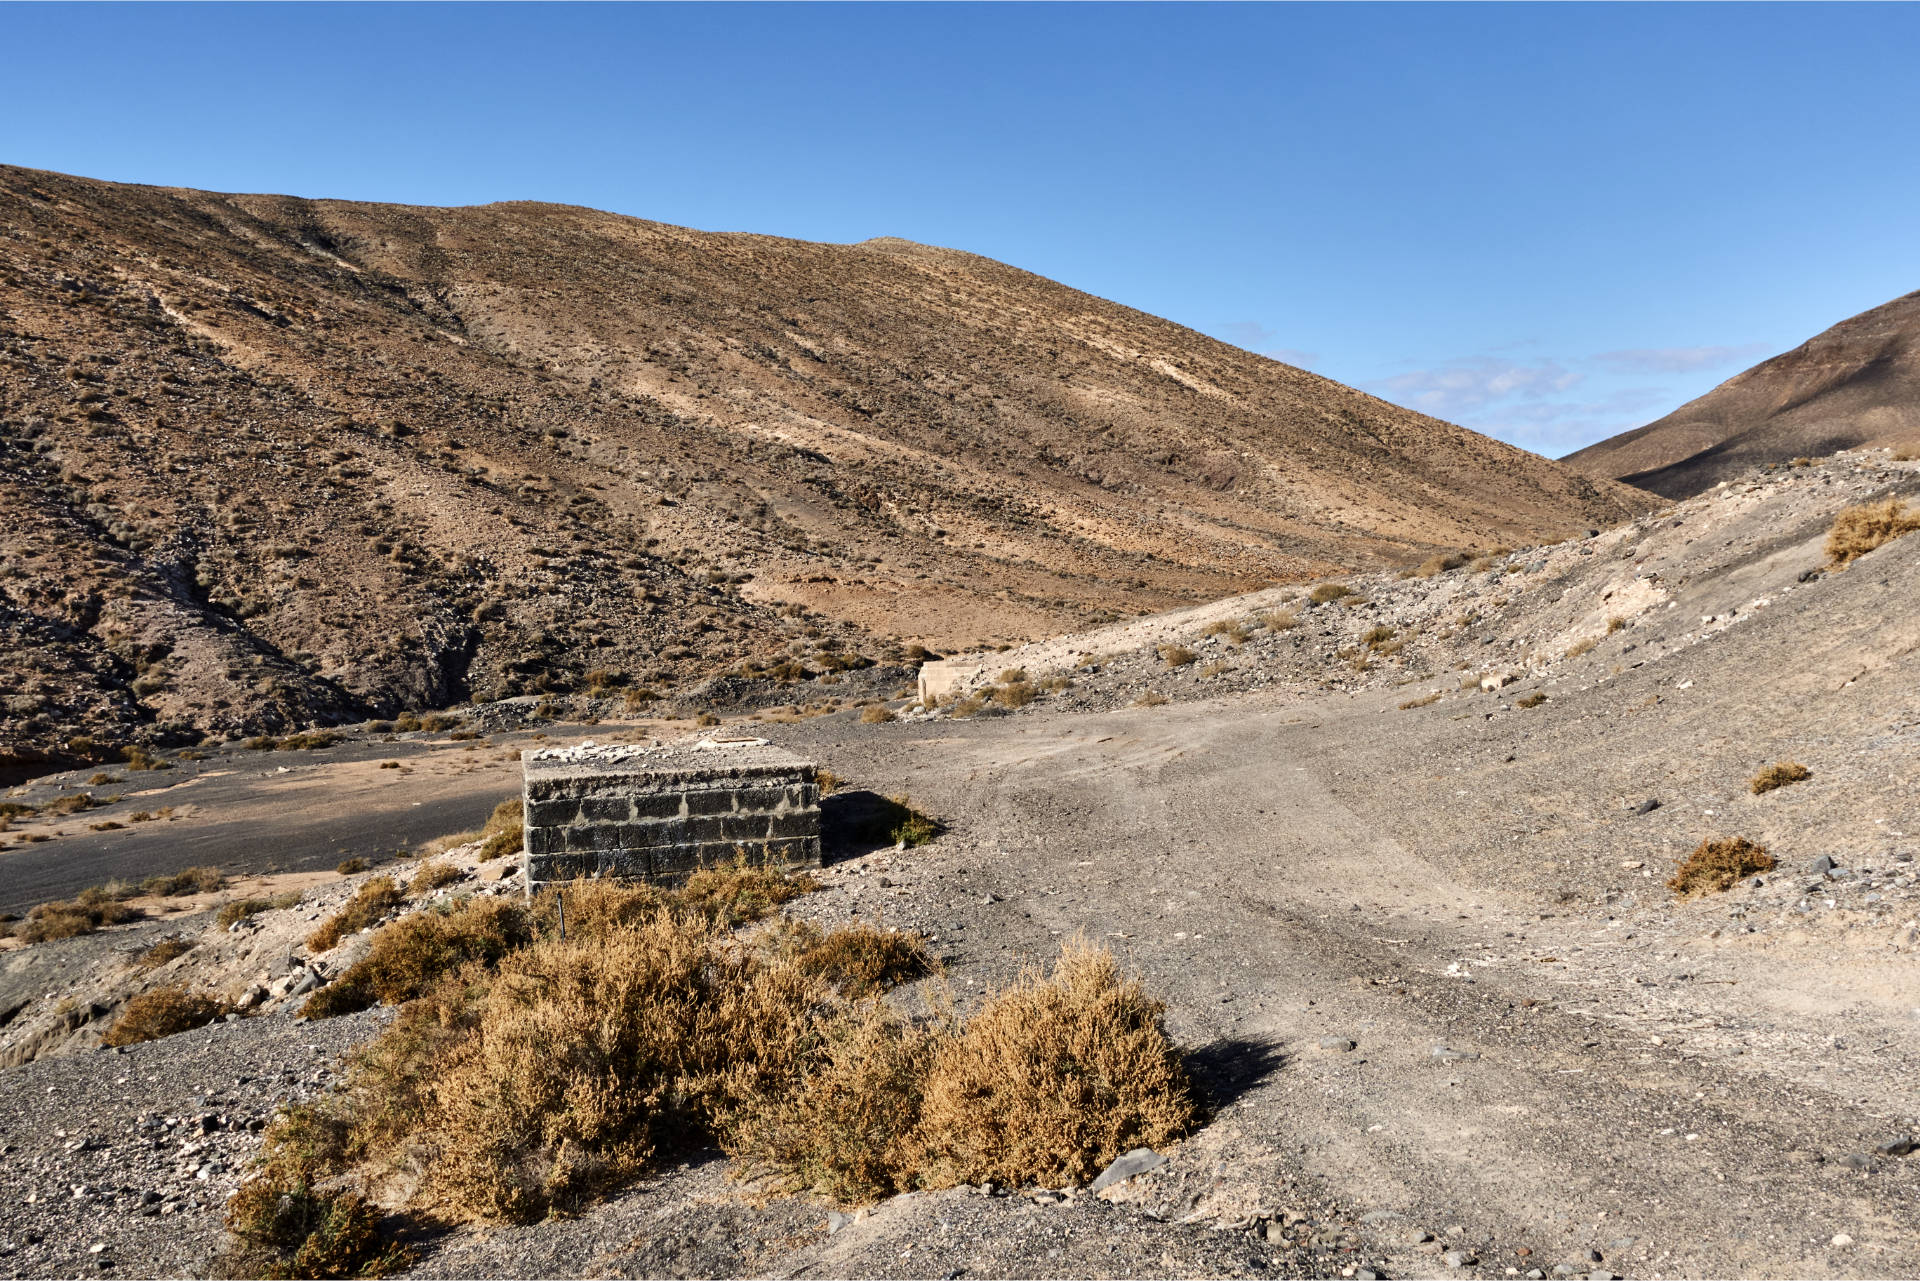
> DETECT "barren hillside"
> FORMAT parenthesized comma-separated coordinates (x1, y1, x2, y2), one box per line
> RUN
(0, 165, 1647, 775)
(1565, 289, 1920, 497)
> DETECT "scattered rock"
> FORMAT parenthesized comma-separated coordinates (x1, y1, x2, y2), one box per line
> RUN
(1090, 1146, 1167, 1194)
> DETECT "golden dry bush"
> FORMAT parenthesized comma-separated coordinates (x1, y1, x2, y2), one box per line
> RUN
(1826, 498, 1920, 566)
(726, 1003, 945, 1205)
(1667, 837, 1775, 897)
(141, 865, 225, 897)
(1749, 761, 1812, 795)
(1412, 552, 1467, 578)
(1261, 609, 1300, 631)
(678, 859, 819, 926)
(104, 984, 231, 1046)
(859, 705, 896, 724)
(303, 898, 535, 1020)
(221, 1107, 412, 1280)
(992, 680, 1036, 707)
(19, 887, 141, 943)
(475, 797, 524, 862)
(408, 861, 465, 895)
(787, 922, 935, 998)
(915, 939, 1198, 1190)
(135, 936, 195, 969)
(1398, 691, 1441, 710)
(1308, 582, 1353, 603)
(408, 914, 823, 1220)
(1158, 645, 1196, 669)
(307, 877, 405, 953)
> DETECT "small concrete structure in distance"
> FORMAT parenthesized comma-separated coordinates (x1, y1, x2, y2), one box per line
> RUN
(520, 737, 821, 892)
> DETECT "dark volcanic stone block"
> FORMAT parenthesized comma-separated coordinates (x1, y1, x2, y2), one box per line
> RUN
(521, 739, 821, 890)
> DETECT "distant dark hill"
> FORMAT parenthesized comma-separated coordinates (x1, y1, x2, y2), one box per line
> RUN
(1565, 290, 1920, 498)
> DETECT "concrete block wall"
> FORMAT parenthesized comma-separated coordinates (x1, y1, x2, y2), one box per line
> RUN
(521, 739, 821, 890)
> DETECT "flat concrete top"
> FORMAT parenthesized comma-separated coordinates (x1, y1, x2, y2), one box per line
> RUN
(521, 736, 814, 782)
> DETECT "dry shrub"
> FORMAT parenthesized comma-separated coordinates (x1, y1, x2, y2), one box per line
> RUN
(1668, 837, 1775, 897)
(1198, 660, 1230, 678)
(678, 860, 820, 925)
(218, 898, 278, 929)
(859, 705, 896, 724)
(104, 984, 231, 1046)
(728, 1004, 945, 1204)
(136, 936, 195, 969)
(308, 878, 405, 953)
(1308, 583, 1353, 604)
(916, 940, 1196, 1189)
(1826, 498, 1920, 566)
(1398, 691, 1441, 710)
(947, 694, 986, 718)
(1749, 761, 1812, 795)
(408, 861, 465, 895)
(813, 768, 843, 795)
(141, 865, 226, 897)
(336, 857, 371, 876)
(222, 1108, 412, 1280)
(1606, 616, 1628, 635)
(1158, 645, 1196, 668)
(1361, 625, 1396, 650)
(786, 922, 934, 998)
(475, 797, 523, 862)
(1412, 552, 1467, 578)
(1565, 636, 1598, 659)
(19, 887, 142, 942)
(1134, 691, 1169, 708)
(381, 912, 823, 1220)
(1261, 609, 1299, 631)
(1516, 692, 1548, 709)
(992, 680, 1036, 707)
(46, 792, 103, 816)
(303, 898, 535, 1020)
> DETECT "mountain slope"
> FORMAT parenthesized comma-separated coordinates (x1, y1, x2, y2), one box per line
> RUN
(0, 164, 1650, 769)
(1565, 289, 1920, 497)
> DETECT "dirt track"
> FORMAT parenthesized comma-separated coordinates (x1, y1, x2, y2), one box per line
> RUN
(2, 460, 1917, 1278)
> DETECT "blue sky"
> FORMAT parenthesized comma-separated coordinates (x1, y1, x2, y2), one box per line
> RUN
(4, 3, 1917, 456)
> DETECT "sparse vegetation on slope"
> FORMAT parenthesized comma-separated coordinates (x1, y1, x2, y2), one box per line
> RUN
(1749, 761, 1812, 795)
(104, 984, 231, 1046)
(1668, 837, 1776, 897)
(1826, 498, 1920, 566)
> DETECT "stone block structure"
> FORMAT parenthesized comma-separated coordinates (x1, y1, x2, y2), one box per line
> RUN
(520, 738, 821, 891)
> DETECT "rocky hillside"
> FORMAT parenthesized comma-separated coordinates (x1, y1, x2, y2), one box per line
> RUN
(1565, 289, 1920, 497)
(0, 164, 1648, 775)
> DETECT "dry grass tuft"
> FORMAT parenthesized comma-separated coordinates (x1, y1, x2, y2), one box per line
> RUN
(859, 705, 896, 724)
(1158, 645, 1196, 669)
(1565, 636, 1598, 659)
(914, 939, 1197, 1189)
(141, 866, 225, 897)
(104, 984, 231, 1046)
(1308, 582, 1353, 603)
(307, 878, 405, 953)
(786, 922, 935, 998)
(1261, 609, 1300, 631)
(19, 887, 142, 943)
(408, 861, 465, 896)
(303, 897, 535, 1020)
(217, 893, 301, 929)
(476, 797, 523, 862)
(1398, 691, 1442, 710)
(136, 936, 195, 969)
(1826, 498, 1920, 566)
(1749, 761, 1811, 795)
(679, 859, 821, 925)
(1410, 552, 1468, 578)
(222, 1109, 413, 1280)
(335, 857, 371, 876)
(1668, 837, 1775, 897)
(1516, 692, 1548, 708)
(991, 680, 1036, 707)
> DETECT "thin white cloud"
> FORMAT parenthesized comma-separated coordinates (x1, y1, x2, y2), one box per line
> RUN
(1214, 322, 1318, 369)
(1371, 357, 1584, 417)
(1592, 343, 1770, 374)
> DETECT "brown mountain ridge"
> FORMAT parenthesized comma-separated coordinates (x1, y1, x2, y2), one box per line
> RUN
(1565, 288, 1920, 497)
(0, 164, 1649, 771)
